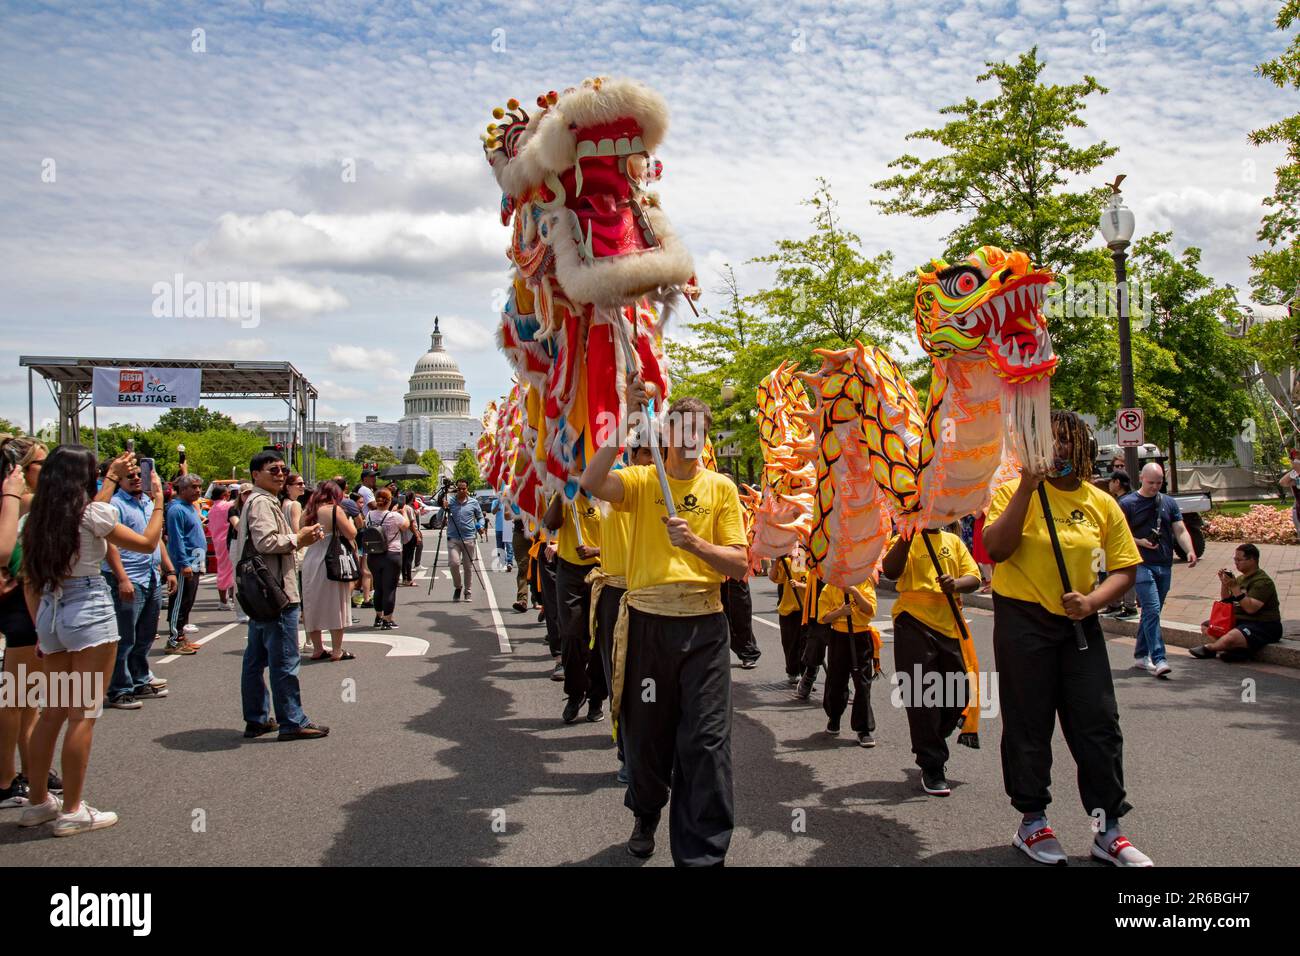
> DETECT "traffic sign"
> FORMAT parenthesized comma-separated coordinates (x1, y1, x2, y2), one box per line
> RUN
(1117, 407, 1144, 447)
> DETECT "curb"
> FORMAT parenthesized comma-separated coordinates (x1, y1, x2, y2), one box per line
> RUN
(876, 580, 1300, 670)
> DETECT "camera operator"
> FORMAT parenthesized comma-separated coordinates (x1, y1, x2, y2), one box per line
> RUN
(438, 478, 485, 601)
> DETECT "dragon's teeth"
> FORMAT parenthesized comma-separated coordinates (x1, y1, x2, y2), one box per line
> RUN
(993, 296, 1007, 322)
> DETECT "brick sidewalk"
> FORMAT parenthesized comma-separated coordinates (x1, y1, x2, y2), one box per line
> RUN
(1158, 540, 1298, 638)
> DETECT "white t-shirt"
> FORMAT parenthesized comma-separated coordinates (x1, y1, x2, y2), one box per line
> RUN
(357, 484, 376, 516)
(71, 501, 119, 579)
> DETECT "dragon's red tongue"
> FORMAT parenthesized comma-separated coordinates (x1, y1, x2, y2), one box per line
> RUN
(560, 155, 649, 258)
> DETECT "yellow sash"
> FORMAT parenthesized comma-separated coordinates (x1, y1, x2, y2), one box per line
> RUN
(609, 582, 724, 741)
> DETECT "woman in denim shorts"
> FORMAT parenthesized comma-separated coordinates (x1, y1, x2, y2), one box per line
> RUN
(17, 445, 165, 838)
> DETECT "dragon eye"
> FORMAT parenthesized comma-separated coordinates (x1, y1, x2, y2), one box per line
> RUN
(938, 266, 983, 300)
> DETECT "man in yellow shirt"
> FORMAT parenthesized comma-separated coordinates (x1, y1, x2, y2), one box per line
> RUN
(814, 580, 879, 747)
(880, 527, 981, 797)
(768, 552, 809, 686)
(544, 487, 605, 724)
(582, 384, 749, 866)
(591, 439, 653, 785)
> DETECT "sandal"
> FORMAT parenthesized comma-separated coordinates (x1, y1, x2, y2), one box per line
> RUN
(330, 651, 356, 661)
(308, 651, 331, 661)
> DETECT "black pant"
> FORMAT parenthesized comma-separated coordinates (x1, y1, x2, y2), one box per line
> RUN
(401, 538, 419, 583)
(621, 608, 733, 867)
(778, 610, 807, 678)
(893, 612, 965, 772)
(819, 623, 875, 733)
(596, 583, 626, 761)
(558, 558, 605, 703)
(168, 571, 200, 636)
(992, 593, 1131, 819)
(802, 624, 827, 679)
(540, 551, 560, 656)
(721, 578, 760, 664)
(370, 552, 401, 617)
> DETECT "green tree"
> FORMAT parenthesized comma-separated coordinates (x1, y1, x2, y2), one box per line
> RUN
(354, 444, 399, 466)
(313, 455, 362, 491)
(1126, 234, 1255, 465)
(0, 418, 25, 436)
(156, 428, 266, 483)
(401, 447, 420, 464)
(872, 47, 1120, 416)
(453, 446, 481, 488)
(155, 405, 241, 433)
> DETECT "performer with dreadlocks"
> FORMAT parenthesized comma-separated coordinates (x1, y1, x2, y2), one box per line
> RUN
(582, 384, 748, 866)
(880, 524, 981, 797)
(982, 409, 1151, 867)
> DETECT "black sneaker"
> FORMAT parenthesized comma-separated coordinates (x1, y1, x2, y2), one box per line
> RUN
(627, 814, 658, 859)
(373, 616, 383, 628)
(512, 601, 527, 613)
(537, 609, 546, 622)
(243, 720, 280, 738)
(134, 684, 169, 700)
(1188, 644, 1217, 660)
(922, 769, 951, 796)
(550, 661, 565, 682)
(857, 732, 877, 748)
(740, 658, 758, 669)
(453, 588, 462, 601)
(44, 770, 63, 794)
(786, 673, 800, 686)
(360, 599, 374, 609)
(826, 718, 841, 737)
(562, 696, 583, 724)
(586, 700, 605, 723)
(794, 675, 814, 701)
(108, 694, 142, 710)
(0, 775, 29, 808)
(278, 721, 330, 741)
(1115, 606, 1138, 619)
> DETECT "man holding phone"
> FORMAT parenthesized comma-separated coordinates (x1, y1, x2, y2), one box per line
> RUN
(1281, 450, 1300, 543)
(102, 460, 178, 708)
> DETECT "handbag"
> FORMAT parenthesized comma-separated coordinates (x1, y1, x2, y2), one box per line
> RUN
(235, 496, 292, 622)
(325, 505, 361, 582)
(1205, 599, 1236, 639)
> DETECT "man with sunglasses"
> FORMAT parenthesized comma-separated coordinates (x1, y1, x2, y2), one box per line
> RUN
(233, 451, 329, 741)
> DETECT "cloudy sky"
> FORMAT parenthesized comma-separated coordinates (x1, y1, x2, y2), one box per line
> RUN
(0, 0, 1291, 433)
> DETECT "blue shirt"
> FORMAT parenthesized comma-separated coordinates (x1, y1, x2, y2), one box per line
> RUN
(445, 494, 483, 541)
(165, 499, 206, 572)
(101, 489, 162, 585)
(1118, 491, 1182, 566)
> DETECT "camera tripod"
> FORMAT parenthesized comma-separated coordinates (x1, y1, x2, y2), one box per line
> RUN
(426, 490, 488, 599)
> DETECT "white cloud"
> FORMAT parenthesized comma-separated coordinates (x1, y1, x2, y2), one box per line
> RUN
(329, 344, 397, 370)
(257, 278, 348, 319)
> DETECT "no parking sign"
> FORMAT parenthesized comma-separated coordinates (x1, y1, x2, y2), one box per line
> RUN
(1117, 407, 1144, 447)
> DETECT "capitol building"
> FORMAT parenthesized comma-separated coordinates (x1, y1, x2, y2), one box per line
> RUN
(395, 317, 483, 461)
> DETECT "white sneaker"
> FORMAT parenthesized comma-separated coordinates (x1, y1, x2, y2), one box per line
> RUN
(1091, 834, 1153, 867)
(19, 792, 62, 827)
(1013, 821, 1068, 865)
(183, 624, 199, 633)
(1132, 656, 1152, 670)
(51, 803, 119, 837)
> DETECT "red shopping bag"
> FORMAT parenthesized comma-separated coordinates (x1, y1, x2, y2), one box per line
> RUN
(1204, 600, 1235, 639)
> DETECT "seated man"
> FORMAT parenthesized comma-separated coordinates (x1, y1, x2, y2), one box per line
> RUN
(1191, 543, 1282, 661)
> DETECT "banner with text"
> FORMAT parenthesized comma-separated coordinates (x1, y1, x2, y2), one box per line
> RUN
(92, 367, 202, 409)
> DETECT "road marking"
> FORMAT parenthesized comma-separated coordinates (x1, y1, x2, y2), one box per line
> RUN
(755, 617, 780, 629)
(156, 620, 241, 664)
(481, 553, 512, 653)
(300, 632, 430, 657)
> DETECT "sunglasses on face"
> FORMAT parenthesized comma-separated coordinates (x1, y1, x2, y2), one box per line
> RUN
(262, 466, 289, 475)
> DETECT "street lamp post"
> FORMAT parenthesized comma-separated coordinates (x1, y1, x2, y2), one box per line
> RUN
(1099, 181, 1139, 481)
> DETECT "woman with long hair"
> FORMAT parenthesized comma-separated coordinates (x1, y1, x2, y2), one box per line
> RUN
(363, 488, 408, 629)
(982, 410, 1150, 867)
(399, 491, 422, 586)
(280, 473, 305, 533)
(300, 481, 357, 661)
(18, 445, 165, 836)
(0, 435, 50, 808)
(206, 485, 235, 610)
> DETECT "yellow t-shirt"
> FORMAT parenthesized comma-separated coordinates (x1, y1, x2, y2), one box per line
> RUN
(986, 478, 1140, 617)
(600, 505, 630, 579)
(817, 581, 877, 633)
(889, 530, 980, 641)
(615, 464, 747, 592)
(772, 559, 807, 616)
(557, 495, 602, 566)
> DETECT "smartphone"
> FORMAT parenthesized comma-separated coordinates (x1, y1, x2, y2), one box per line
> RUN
(138, 458, 154, 496)
(126, 438, 135, 453)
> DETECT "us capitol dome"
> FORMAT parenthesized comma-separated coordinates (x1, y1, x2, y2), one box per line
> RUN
(396, 316, 483, 461)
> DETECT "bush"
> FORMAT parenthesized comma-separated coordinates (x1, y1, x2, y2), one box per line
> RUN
(1203, 505, 1299, 545)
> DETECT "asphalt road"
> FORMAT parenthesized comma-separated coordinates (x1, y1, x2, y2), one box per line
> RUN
(3, 545, 1297, 866)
